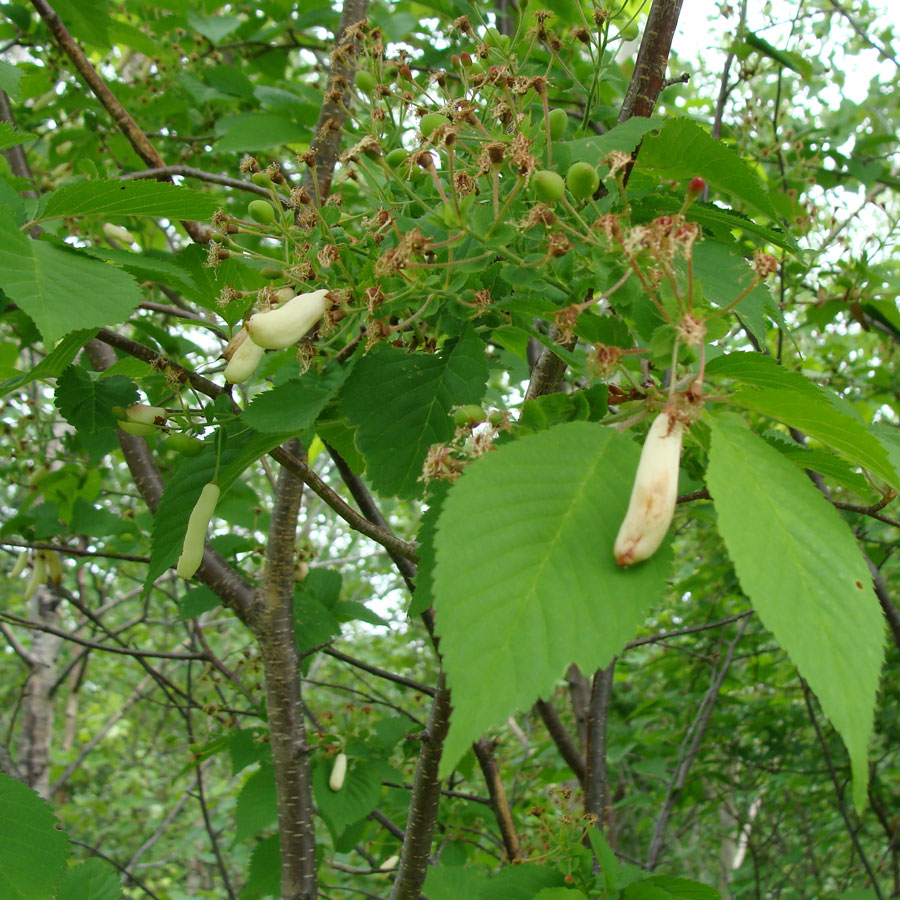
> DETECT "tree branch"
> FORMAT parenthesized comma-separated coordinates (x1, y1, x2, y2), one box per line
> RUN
(645, 617, 749, 869)
(584, 661, 615, 830)
(473, 738, 522, 860)
(29, 0, 208, 243)
(617, 0, 685, 124)
(389, 674, 452, 900)
(251, 438, 317, 899)
(302, 0, 370, 202)
(535, 697, 586, 785)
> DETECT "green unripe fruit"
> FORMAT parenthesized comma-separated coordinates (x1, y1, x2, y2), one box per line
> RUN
(483, 27, 510, 52)
(533, 170, 565, 202)
(621, 22, 640, 41)
(420, 112, 450, 138)
(248, 199, 277, 225)
(251, 172, 273, 188)
(488, 410, 506, 427)
(386, 148, 408, 168)
(165, 434, 204, 457)
(260, 265, 285, 279)
(354, 69, 377, 94)
(384, 65, 399, 81)
(566, 161, 600, 199)
(548, 108, 568, 140)
(454, 405, 486, 427)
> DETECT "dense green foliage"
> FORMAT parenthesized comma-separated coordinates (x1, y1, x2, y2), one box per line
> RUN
(1, 1, 899, 899)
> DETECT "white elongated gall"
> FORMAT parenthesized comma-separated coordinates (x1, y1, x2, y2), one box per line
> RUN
(614, 409, 684, 567)
(224, 328, 265, 384)
(246, 289, 329, 350)
(329, 752, 348, 791)
(176, 482, 220, 579)
(102, 223, 136, 244)
(23, 554, 47, 601)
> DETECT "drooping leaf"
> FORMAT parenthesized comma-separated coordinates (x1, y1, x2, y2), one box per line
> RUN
(234, 764, 278, 843)
(0, 329, 96, 397)
(312, 758, 382, 839)
(707, 353, 900, 489)
(38, 179, 220, 223)
(340, 326, 489, 499)
(638, 118, 778, 219)
(434, 422, 672, 774)
(744, 31, 813, 78)
(56, 859, 122, 900)
(0, 216, 142, 343)
(483, 865, 568, 899)
(54, 366, 137, 432)
(0, 773, 70, 900)
(706, 415, 885, 811)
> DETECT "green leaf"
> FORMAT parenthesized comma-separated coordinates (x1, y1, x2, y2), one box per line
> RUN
(215, 113, 309, 153)
(39, 179, 220, 223)
(424, 865, 490, 900)
(0, 58, 23, 102)
(0, 772, 70, 900)
(0, 122, 35, 151)
(623, 884, 673, 900)
(0, 217, 142, 344)
(706, 416, 885, 811)
(52, 0, 110, 47)
(56, 859, 122, 900)
(294, 588, 341, 655)
(638, 118, 778, 220)
(178, 586, 222, 620)
(434, 422, 672, 774)
(312, 758, 382, 839)
(707, 353, 899, 489)
(408, 481, 450, 617)
(560, 116, 664, 169)
(0, 328, 96, 397)
(589, 828, 621, 894)
(340, 326, 489, 499)
(54, 366, 137, 432)
(644, 875, 721, 900)
(186, 9, 242, 44)
(692, 241, 779, 339)
(728, 388, 899, 490)
(243, 363, 350, 434)
(482, 865, 567, 899)
(240, 834, 280, 900)
(706, 351, 821, 396)
(234, 764, 278, 843)
(744, 31, 813, 78)
(534, 890, 589, 899)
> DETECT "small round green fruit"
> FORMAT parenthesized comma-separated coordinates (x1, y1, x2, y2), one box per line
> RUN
(548, 108, 568, 140)
(354, 69, 377, 94)
(386, 148, 408, 168)
(248, 199, 277, 225)
(454, 405, 487, 427)
(533, 170, 565, 203)
(251, 172, 273, 188)
(420, 112, 450, 138)
(165, 434, 204, 457)
(566, 161, 600, 199)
